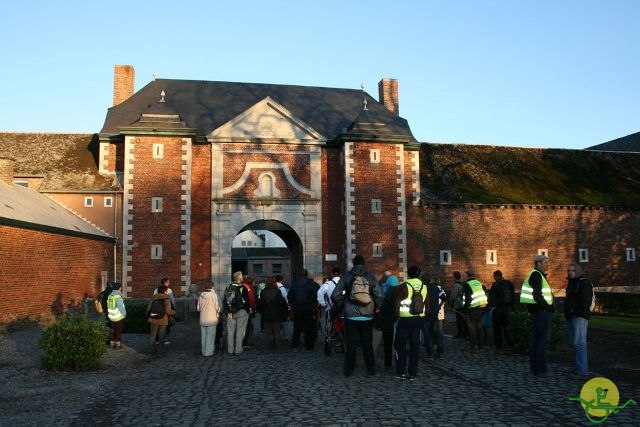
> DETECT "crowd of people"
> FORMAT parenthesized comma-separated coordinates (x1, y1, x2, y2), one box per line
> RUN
(95, 253, 595, 379)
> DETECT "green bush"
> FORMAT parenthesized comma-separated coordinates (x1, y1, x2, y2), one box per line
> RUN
(123, 301, 151, 334)
(594, 292, 640, 317)
(39, 315, 108, 371)
(507, 308, 565, 354)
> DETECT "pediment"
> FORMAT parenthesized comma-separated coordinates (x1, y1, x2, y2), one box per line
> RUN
(208, 97, 325, 143)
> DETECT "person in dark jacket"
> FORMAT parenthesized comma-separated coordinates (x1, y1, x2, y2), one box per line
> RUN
(488, 270, 515, 349)
(288, 269, 320, 351)
(563, 262, 593, 376)
(379, 274, 400, 368)
(331, 255, 382, 376)
(258, 276, 289, 351)
(99, 282, 114, 344)
(424, 277, 447, 359)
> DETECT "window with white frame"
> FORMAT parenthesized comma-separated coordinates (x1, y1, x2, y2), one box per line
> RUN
(370, 149, 380, 164)
(626, 248, 636, 262)
(152, 143, 164, 159)
(538, 249, 548, 257)
(371, 199, 381, 214)
(84, 196, 94, 207)
(373, 243, 383, 258)
(151, 197, 163, 213)
(104, 196, 113, 208)
(151, 245, 163, 260)
(486, 250, 497, 265)
(272, 264, 282, 274)
(440, 250, 452, 266)
(578, 248, 589, 263)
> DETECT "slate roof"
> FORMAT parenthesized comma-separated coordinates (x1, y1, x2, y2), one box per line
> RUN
(0, 182, 113, 240)
(587, 131, 640, 152)
(421, 143, 640, 206)
(100, 79, 416, 142)
(0, 133, 120, 192)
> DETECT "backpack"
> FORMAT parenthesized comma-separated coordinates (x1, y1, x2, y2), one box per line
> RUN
(350, 274, 372, 305)
(148, 298, 166, 319)
(225, 284, 245, 314)
(408, 283, 426, 315)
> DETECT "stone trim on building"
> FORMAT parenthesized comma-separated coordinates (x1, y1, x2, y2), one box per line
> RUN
(396, 144, 408, 279)
(122, 136, 135, 294)
(343, 142, 356, 265)
(180, 138, 192, 294)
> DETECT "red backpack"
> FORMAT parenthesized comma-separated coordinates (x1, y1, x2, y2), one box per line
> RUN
(243, 283, 257, 311)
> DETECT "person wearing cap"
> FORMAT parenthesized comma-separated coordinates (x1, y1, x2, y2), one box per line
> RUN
(379, 273, 400, 368)
(106, 282, 127, 350)
(520, 254, 554, 376)
(462, 269, 488, 352)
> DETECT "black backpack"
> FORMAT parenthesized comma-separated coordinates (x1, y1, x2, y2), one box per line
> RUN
(149, 298, 166, 319)
(408, 282, 426, 315)
(224, 284, 245, 314)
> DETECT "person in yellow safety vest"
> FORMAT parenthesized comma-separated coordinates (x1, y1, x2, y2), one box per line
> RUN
(393, 265, 428, 380)
(107, 282, 127, 350)
(462, 269, 488, 352)
(520, 254, 554, 376)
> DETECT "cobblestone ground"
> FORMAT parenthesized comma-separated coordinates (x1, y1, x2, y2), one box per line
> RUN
(0, 316, 638, 426)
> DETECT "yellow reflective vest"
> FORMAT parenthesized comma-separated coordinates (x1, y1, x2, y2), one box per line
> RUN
(107, 293, 125, 322)
(398, 278, 428, 318)
(464, 279, 488, 308)
(520, 269, 553, 305)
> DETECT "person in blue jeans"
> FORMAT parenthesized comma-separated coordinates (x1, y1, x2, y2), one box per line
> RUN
(563, 262, 593, 377)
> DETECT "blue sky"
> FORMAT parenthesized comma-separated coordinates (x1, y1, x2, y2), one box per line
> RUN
(1, 0, 638, 149)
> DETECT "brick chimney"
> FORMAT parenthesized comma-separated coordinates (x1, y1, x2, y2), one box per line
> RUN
(113, 65, 135, 106)
(378, 78, 399, 116)
(0, 157, 15, 185)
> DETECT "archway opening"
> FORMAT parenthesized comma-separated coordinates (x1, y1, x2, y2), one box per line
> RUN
(231, 220, 303, 286)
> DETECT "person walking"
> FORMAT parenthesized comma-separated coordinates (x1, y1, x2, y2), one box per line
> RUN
(288, 269, 320, 351)
(223, 271, 251, 355)
(462, 269, 488, 352)
(147, 284, 175, 354)
(563, 262, 593, 377)
(106, 282, 126, 350)
(520, 254, 554, 376)
(153, 278, 175, 345)
(379, 274, 400, 369)
(489, 270, 515, 349)
(197, 282, 221, 357)
(424, 277, 447, 359)
(449, 271, 468, 339)
(394, 265, 427, 380)
(331, 255, 382, 376)
(317, 267, 340, 340)
(257, 276, 289, 351)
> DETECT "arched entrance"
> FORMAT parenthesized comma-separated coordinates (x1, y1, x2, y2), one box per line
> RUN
(231, 220, 303, 285)
(211, 200, 322, 293)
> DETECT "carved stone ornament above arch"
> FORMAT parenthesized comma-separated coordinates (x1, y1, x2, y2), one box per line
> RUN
(221, 162, 312, 197)
(207, 97, 326, 144)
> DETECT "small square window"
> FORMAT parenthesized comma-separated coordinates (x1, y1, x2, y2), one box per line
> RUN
(440, 250, 452, 266)
(84, 196, 94, 207)
(104, 197, 113, 208)
(152, 143, 164, 159)
(371, 199, 381, 214)
(151, 197, 163, 213)
(486, 250, 497, 265)
(538, 249, 548, 257)
(272, 263, 282, 274)
(626, 248, 636, 262)
(370, 149, 380, 164)
(578, 248, 589, 263)
(373, 243, 383, 258)
(151, 245, 163, 260)
(253, 263, 264, 275)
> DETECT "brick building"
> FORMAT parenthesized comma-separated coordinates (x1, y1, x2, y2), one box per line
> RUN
(0, 158, 115, 324)
(2, 65, 640, 300)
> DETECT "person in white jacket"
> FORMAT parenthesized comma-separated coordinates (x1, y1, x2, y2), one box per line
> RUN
(197, 282, 221, 357)
(318, 267, 341, 339)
